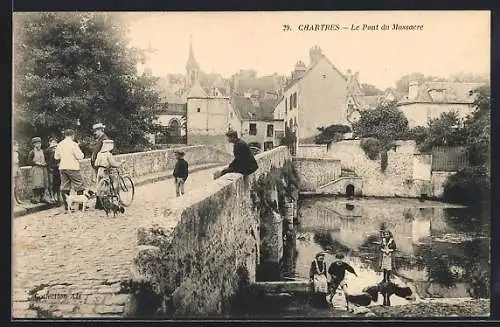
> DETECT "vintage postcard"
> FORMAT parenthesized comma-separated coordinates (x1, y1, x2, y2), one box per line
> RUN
(12, 11, 491, 319)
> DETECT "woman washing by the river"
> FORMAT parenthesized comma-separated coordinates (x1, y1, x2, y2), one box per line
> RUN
(309, 252, 329, 308)
(379, 230, 397, 282)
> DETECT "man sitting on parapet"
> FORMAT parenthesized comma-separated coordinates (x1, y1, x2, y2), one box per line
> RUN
(219, 130, 258, 177)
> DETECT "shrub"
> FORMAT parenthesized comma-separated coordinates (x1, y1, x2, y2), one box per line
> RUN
(314, 124, 351, 144)
(442, 166, 490, 207)
(360, 137, 381, 160)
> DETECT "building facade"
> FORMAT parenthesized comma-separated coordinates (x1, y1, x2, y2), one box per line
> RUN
(396, 81, 484, 128)
(274, 46, 349, 144)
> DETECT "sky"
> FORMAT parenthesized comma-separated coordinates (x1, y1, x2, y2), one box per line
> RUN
(123, 11, 490, 90)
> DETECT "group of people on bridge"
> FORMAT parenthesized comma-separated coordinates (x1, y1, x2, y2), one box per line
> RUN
(13, 126, 260, 212)
(13, 123, 124, 213)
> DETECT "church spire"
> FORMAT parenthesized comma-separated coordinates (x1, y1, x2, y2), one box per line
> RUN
(186, 35, 200, 71)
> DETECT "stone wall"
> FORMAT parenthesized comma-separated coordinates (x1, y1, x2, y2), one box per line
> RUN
(318, 177, 363, 196)
(302, 140, 429, 197)
(15, 145, 233, 201)
(431, 171, 455, 198)
(132, 146, 291, 317)
(293, 157, 341, 192)
(296, 144, 327, 158)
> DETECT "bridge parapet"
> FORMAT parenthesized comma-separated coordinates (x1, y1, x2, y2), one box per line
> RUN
(14, 145, 233, 201)
(131, 146, 292, 316)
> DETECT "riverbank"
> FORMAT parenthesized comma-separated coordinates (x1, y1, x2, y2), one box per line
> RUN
(368, 298, 490, 318)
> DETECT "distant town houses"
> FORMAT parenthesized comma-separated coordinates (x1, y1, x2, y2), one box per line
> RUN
(396, 80, 484, 128)
(151, 38, 486, 149)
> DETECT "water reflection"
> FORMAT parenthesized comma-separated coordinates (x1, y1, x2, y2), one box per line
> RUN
(290, 198, 490, 299)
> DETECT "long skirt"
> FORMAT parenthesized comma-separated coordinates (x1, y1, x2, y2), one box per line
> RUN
(381, 253, 393, 271)
(31, 166, 48, 189)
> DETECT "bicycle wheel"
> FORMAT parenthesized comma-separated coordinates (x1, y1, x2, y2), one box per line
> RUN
(97, 179, 114, 213)
(118, 175, 134, 207)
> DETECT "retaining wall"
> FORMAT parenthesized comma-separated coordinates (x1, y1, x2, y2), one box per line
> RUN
(293, 157, 341, 192)
(132, 146, 292, 316)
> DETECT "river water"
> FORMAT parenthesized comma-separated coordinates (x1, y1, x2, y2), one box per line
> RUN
(283, 197, 490, 303)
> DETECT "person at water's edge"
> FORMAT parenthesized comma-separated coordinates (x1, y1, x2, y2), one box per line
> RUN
(327, 253, 358, 303)
(90, 123, 109, 210)
(219, 130, 258, 177)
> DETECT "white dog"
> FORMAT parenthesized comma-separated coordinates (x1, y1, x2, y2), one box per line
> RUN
(66, 190, 96, 213)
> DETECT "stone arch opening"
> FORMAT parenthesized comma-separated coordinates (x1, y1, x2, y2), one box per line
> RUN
(168, 119, 181, 137)
(346, 184, 355, 197)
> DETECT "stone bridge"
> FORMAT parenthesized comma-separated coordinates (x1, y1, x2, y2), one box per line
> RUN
(12, 145, 292, 318)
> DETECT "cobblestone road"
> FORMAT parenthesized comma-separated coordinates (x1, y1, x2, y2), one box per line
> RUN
(12, 166, 221, 315)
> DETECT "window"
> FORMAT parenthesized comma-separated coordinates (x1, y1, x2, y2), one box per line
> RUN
(230, 112, 233, 119)
(285, 98, 287, 114)
(249, 123, 257, 135)
(197, 108, 201, 113)
(264, 141, 274, 151)
(293, 92, 298, 108)
(289, 95, 293, 110)
(267, 124, 274, 137)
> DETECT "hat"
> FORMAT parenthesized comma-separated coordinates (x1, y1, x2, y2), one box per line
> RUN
(225, 130, 238, 138)
(32, 137, 41, 144)
(174, 150, 185, 156)
(92, 123, 106, 130)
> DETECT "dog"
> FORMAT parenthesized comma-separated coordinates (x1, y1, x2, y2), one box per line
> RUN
(378, 281, 416, 301)
(66, 190, 95, 213)
(100, 195, 125, 217)
(341, 283, 376, 312)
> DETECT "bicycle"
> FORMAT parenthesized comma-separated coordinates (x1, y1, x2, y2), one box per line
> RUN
(96, 167, 135, 216)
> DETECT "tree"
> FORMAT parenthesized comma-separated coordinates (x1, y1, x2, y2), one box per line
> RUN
(361, 83, 383, 96)
(13, 13, 163, 164)
(449, 72, 489, 83)
(394, 73, 447, 93)
(352, 100, 409, 144)
(314, 124, 351, 145)
(352, 101, 409, 169)
(463, 85, 490, 168)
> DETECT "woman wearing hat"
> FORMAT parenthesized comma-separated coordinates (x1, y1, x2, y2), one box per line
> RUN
(91, 123, 109, 209)
(309, 251, 329, 308)
(27, 137, 49, 204)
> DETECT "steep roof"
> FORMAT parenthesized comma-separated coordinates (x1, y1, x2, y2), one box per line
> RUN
(283, 55, 347, 93)
(234, 75, 279, 95)
(231, 95, 277, 121)
(399, 81, 484, 105)
(185, 83, 208, 98)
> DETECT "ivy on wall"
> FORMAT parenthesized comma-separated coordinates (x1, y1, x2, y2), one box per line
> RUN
(250, 160, 300, 280)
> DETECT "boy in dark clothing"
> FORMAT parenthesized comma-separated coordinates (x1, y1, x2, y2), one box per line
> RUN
(173, 151, 188, 197)
(45, 138, 61, 204)
(219, 130, 258, 177)
(327, 253, 358, 303)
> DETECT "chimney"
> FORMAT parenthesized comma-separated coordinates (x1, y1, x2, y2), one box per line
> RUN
(292, 61, 307, 80)
(408, 80, 419, 101)
(309, 45, 323, 66)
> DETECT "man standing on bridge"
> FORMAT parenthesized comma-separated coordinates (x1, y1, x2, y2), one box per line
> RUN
(219, 130, 258, 177)
(91, 123, 109, 210)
